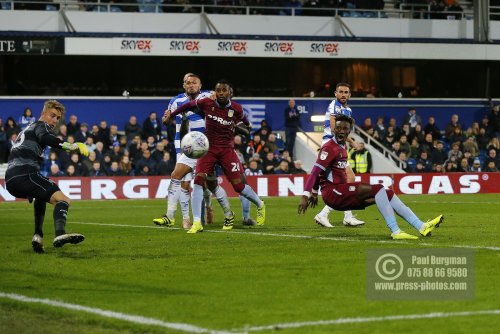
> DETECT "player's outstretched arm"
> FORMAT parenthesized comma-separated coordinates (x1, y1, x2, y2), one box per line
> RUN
(298, 165, 322, 214)
(61, 142, 89, 157)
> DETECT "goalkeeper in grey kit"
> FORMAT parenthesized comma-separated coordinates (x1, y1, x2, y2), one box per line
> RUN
(5, 100, 89, 253)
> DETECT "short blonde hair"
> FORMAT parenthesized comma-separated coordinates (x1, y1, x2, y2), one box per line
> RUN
(43, 100, 65, 114)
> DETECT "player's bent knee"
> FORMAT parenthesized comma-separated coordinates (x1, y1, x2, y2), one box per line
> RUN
(194, 174, 207, 187)
(370, 184, 384, 196)
(232, 180, 245, 193)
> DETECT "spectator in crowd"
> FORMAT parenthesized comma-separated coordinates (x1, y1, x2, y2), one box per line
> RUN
(420, 133, 435, 154)
(434, 164, 445, 173)
(291, 160, 307, 174)
(484, 161, 499, 172)
(417, 151, 433, 172)
(247, 133, 264, 157)
(470, 158, 482, 172)
(361, 117, 373, 132)
(448, 126, 465, 147)
(274, 160, 290, 174)
(431, 141, 448, 165)
(484, 148, 500, 169)
(403, 107, 422, 130)
(462, 136, 479, 157)
(66, 165, 77, 177)
(465, 121, 480, 138)
(157, 152, 175, 176)
(94, 141, 106, 163)
(373, 116, 386, 140)
(0, 118, 6, 163)
(488, 105, 500, 139)
(18, 107, 36, 130)
(457, 157, 471, 172)
(445, 0, 463, 20)
(476, 127, 490, 151)
(409, 137, 421, 159)
(142, 112, 162, 141)
(69, 152, 89, 176)
(66, 115, 80, 136)
(49, 164, 65, 177)
(127, 135, 142, 163)
(447, 142, 463, 161)
(108, 142, 123, 162)
(125, 115, 142, 142)
(284, 99, 300, 156)
(388, 117, 401, 139)
(108, 124, 121, 148)
(400, 123, 411, 141)
(102, 154, 113, 172)
(264, 133, 280, 155)
(75, 123, 90, 143)
(90, 124, 100, 142)
(119, 155, 134, 176)
(107, 161, 122, 176)
(281, 150, 293, 165)
(429, 0, 445, 19)
(351, 142, 372, 173)
(445, 159, 458, 172)
(391, 141, 402, 157)
(5, 117, 20, 139)
(445, 114, 462, 141)
(85, 136, 96, 153)
(146, 135, 156, 151)
(398, 152, 412, 172)
(424, 116, 441, 140)
(135, 150, 156, 175)
(89, 161, 106, 176)
(96, 120, 111, 148)
(256, 120, 272, 141)
(245, 160, 264, 176)
(262, 151, 278, 174)
(487, 137, 500, 152)
(412, 123, 425, 143)
(383, 134, 395, 150)
(398, 134, 411, 154)
(82, 151, 97, 171)
(151, 141, 166, 163)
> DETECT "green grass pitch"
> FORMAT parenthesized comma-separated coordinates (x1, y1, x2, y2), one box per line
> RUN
(0, 194, 499, 334)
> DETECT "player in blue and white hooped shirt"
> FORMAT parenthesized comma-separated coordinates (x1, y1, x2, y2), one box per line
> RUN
(314, 82, 366, 228)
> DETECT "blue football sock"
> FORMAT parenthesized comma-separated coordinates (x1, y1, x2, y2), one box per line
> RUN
(191, 184, 204, 222)
(374, 188, 400, 234)
(240, 185, 263, 208)
(240, 195, 250, 220)
(390, 195, 424, 231)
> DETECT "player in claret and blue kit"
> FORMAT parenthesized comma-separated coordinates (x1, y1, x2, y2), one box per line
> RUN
(163, 80, 266, 233)
(298, 115, 444, 240)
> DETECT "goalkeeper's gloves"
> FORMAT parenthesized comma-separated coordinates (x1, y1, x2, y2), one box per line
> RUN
(61, 142, 89, 157)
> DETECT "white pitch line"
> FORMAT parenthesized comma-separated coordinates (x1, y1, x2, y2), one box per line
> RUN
(1, 292, 497, 334)
(234, 310, 500, 332)
(69, 221, 500, 251)
(0, 292, 234, 334)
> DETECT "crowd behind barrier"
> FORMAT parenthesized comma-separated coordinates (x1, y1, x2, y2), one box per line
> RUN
(0, 0, 478, 20)
(1, 102, 499, 176)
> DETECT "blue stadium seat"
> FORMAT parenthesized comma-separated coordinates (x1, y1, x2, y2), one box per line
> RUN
(45, 4, 58, 11)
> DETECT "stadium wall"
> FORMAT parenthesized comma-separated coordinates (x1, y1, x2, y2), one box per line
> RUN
(0, 173, 498, 202)
(2, 11, 500, 40)
(0, 97, 492, 132)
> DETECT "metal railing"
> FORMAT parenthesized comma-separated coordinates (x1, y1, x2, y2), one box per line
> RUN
(0, 1, 475, 20)
(353, 125, 407, 171)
